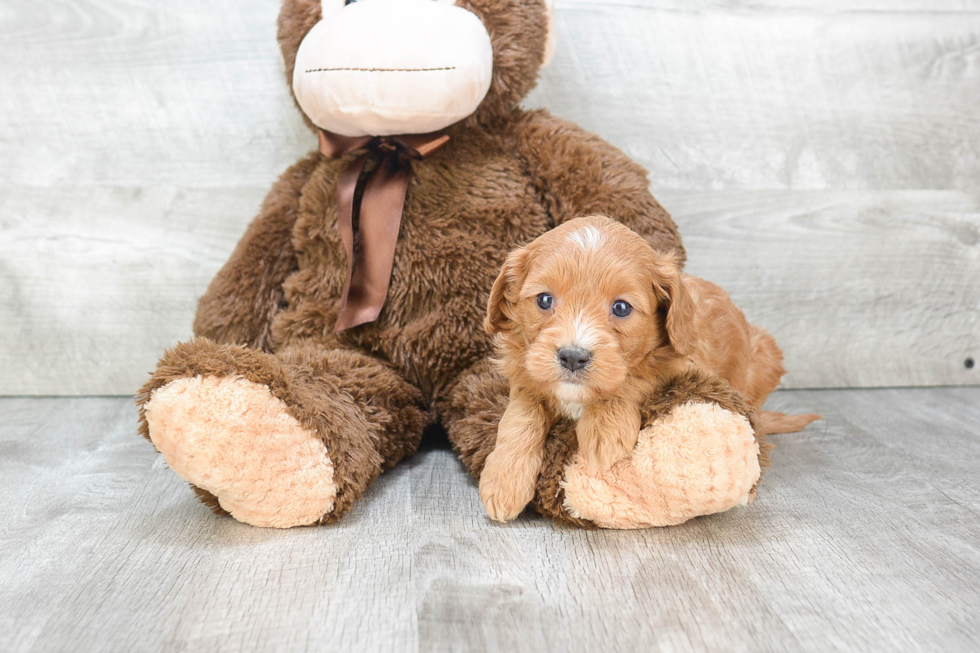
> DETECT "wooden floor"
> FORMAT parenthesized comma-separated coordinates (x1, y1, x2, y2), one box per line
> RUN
(1, 389, 978, 652)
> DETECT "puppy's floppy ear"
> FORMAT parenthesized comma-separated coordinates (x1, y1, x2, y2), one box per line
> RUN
(486, 247, 530, 335)
(650, 250, 697, 355)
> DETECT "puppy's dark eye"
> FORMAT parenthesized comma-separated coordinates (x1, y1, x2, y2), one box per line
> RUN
(611, 300, 633, 318)
(536, 293, 554, 310)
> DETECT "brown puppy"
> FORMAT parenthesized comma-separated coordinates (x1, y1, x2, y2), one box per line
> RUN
(479, 215, 820, 522)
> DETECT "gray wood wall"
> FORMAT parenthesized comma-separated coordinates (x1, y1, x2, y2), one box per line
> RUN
(1, 0, 977, 395)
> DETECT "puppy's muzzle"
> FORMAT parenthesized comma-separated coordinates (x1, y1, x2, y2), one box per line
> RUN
(558, 346, 592, 373)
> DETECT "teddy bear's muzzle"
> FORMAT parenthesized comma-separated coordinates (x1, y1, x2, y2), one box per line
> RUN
(292, 0, 494, 138)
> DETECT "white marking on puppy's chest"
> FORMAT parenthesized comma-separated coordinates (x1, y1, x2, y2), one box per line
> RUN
(560, 401, 586, 421)
(553, 383, 589, 421)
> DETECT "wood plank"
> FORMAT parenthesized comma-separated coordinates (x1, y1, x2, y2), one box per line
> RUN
(0, 0, 311, 189)
(596, 0, 980, 12)
(1, 391, 979, 651)
(529, 0, 980, 190)
(666, 189, 980, 389)
(2, 187, 976, 394)
(2, 0, 977, 191)
(0, 185, 268, 395)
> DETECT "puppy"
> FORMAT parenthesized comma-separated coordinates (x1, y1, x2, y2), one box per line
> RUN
(478, 215, 820, 522)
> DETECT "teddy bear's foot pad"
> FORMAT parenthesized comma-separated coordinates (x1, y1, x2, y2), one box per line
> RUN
(144, 375, 336, 528)
(561, 402, 760, 529)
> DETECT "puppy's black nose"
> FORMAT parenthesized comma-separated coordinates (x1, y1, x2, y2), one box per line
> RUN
(558, 346, 592, 372)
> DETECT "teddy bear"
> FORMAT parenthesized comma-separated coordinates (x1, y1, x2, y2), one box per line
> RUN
(137, 0, 767, 529)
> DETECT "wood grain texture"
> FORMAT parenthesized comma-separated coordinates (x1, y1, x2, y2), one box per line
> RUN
(0, 185, 266, 395)
(0, 0, 309, 189)
(1, 391, 978, 652)
(529, 0, 980, 190)
(4, 0, 978, 189)
(1, 0, 979, 394)
(3, 189, 976, 394)
(668, 190, 980, 388)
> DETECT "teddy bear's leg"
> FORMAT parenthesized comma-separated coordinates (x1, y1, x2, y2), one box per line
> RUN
(137, 338, 426, 528)
(441, 361, 767, 529)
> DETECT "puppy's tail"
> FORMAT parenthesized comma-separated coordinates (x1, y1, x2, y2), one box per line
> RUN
(759, 411, 822, 435)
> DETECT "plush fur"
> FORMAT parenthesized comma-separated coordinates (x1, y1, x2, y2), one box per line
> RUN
(137, 0, 772, 529)
(561, 401, 760, 529)
(478, 217, 817, 521)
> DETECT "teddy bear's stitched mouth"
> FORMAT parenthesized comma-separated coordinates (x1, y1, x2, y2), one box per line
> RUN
(305, 66, 457, 73)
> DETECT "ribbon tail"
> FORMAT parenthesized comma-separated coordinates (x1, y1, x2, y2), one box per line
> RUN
(335, 152, 372, 320)
(396, 132, 450, 158)
(319, 130, 372, 158)
(334, 154, 411, 332)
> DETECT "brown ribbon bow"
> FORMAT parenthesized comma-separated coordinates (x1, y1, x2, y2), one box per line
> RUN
(318, 128, 449, 332)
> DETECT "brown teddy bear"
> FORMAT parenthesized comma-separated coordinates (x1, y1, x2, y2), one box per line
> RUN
(137, 0, 767, 529)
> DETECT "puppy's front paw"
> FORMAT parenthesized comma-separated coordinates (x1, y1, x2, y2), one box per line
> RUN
(480, 487, 528, 522)
(479, 460, 534, 522)
(580, 437, 633, 471)
(577, 416, 640, 471)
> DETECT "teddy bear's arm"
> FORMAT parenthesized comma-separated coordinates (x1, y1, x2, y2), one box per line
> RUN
(193, 153, 320, 351)
(560, 371, 770, 528)
(512, 109, 684, 259)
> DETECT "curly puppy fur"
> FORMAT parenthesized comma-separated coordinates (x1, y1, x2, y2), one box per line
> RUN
(136, 0, 766, 528)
